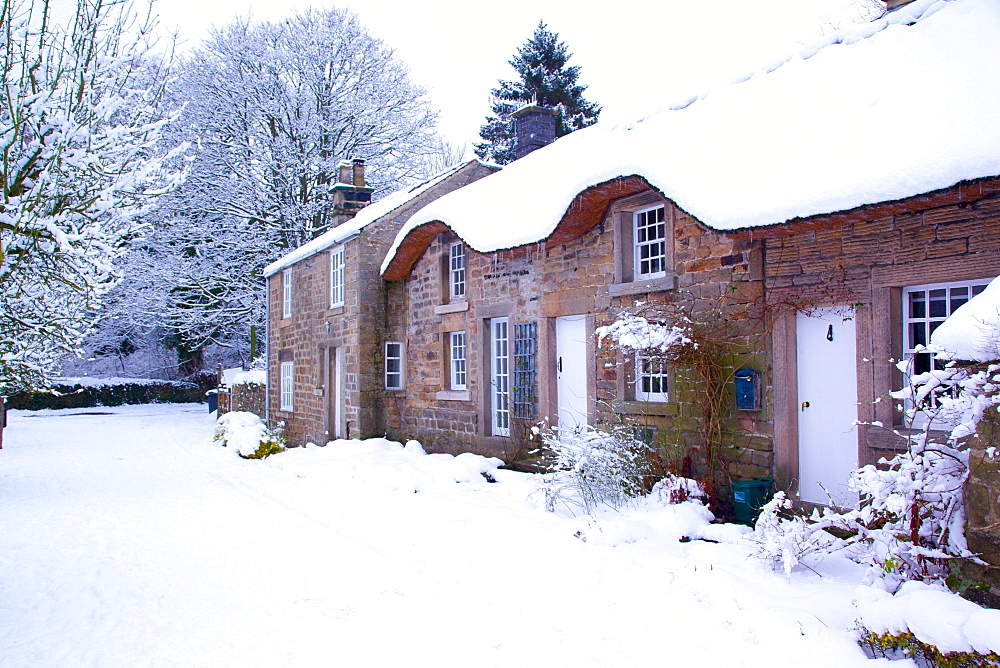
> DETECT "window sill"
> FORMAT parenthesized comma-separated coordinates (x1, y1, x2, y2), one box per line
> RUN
(613, 400, 674, 417)
(608, 275, 677, 298)
(435, 301, 469, 315)
(436, 390, 471, 401)
(325, 306, 344, 317)
(278, 318, 293, 328)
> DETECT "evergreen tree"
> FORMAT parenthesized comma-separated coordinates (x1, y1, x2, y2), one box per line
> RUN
(475, 22, 600, 165)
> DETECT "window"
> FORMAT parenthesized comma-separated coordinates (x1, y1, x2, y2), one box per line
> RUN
(634, 205, 667, 279)
(449, 242, 466, 301)
(282, 269, 293, 319)
(385, 341, 403, 390)
(490, 318, 510, 437)
(512, 322, 538, 420)
(635, 355, 669, 402)
(609, 195, 675, 297)
(330, 245, 345, 308)
(903, 278, 990, 375)
(449, 332, 467, 390)
(280, 361, 294, 410)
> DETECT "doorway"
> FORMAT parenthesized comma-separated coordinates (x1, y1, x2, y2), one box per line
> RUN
(795, 308, 859, 506)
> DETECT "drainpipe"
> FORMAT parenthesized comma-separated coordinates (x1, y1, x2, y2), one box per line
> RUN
(264, 276, 271, 425)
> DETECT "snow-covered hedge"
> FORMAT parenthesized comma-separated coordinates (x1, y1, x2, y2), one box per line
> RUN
(6, 377, 203, 410)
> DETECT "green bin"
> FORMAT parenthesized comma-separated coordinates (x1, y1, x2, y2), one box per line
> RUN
(732, 477, 774, 524)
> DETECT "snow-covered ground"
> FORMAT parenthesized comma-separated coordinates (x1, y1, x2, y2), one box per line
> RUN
(0, 404, 979, 666)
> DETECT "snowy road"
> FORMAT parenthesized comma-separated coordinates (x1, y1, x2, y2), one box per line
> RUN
(0, 404, 881, 666)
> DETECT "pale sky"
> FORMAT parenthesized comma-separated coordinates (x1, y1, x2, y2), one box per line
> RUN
(150, 0, 878, 149)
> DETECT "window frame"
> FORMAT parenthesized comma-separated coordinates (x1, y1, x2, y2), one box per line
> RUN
(329, 245, 345, 309)
(490, 317, 511, 437)
(449, 241, 466, 302)
(449, 331, 467, 391)
(385, 341, 404, 390)
(902, 278, 991, 374)
(633, 205, 668, 280)
(280, 360, 294, 411)
(282, 269, 293, 319)
(635, 354, 669, 403)
(900, 277, 991, 425)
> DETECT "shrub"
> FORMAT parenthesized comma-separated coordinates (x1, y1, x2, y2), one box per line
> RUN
(214, 411, 285, 460)
(537, 424, 652, 515)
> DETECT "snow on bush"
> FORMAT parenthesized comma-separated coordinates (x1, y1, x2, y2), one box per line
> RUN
(857, 580, 1000, 660)
(214, 412, 285, 459)
(595, 314, 692, 353)
(750, 438, 971, 585)
(537, 424, 652, 515)
(261, 437, 505, 493)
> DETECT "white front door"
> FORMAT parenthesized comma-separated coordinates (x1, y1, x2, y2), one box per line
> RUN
(327, 346, 343, 441)
(556, 315, 589, 430)
(490, 318, 510, 437)
(796, 308, 859, 506)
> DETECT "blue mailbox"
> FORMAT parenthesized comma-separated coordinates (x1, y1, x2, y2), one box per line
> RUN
(735, 368, 760, 411)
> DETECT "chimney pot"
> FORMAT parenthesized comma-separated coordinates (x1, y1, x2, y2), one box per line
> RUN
(352, 159, 365, 187)
(338, 161, 352, 185)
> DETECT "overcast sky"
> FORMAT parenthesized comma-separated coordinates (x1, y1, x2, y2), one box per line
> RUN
(149, 0, 878, 150)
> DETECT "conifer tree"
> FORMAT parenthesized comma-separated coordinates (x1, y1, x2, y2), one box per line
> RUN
(475, 22, 600, 165)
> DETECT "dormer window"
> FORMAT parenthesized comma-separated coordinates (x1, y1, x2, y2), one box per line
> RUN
(608, 195, 676, 298)
(634, 205, 667, 279)
(449, 242, 466, 301)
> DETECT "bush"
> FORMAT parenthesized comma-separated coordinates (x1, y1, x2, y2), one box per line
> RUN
(214, 411, 285, 460)
(537, 424, 652, 515)
(6, 377, 203, 410)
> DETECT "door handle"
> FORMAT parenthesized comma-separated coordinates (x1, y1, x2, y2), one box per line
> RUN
(801, 401, 810, 410)
(558, 357, 563, 372)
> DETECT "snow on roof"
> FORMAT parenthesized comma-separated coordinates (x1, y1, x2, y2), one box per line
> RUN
(263, 160, 489, 277)
(931, 275, 1000, 362)
(383, 0, 1000, 274)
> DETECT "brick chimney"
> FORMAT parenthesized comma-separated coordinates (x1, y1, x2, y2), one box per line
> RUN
(330, 158, 373, 225)
(512, 105, 557, 160)
(884, 0, 916, 9)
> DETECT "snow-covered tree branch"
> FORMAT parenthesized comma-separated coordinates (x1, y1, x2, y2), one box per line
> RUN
(0, 0, 184, 393)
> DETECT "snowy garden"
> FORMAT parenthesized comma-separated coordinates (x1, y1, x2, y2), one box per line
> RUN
(1, 401, 999, 666)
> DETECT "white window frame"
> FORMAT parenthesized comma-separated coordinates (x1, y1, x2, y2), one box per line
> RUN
(635, 355, 669, 403)
(901, 277, 991, 425)
(282, 269, 293, 319)
(385, 341, 403, 390)
(449, 242, 466, 301)
(903, 278, 991, 373)
(450, 331, 467, 390)
(633, 205, 667, 279)
(280, 361, 294, 411)
(491, 318, 510, 437)
(329, 245, 345, 309)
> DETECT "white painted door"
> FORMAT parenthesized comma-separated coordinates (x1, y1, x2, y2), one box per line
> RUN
(327, 346, 343, 441)
(796, 308, 859, 506)
(491, 318, 510, 437)
(556, 315, 589, 430)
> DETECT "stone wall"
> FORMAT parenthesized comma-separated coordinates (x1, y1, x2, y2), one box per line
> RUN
(386, 187, 774, 483)
(758, 191, 1000, 489)
(268, 161, 498, 447)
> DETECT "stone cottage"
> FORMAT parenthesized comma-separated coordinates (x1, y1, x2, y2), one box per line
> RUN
(263, 159, 497, 446)
(378, 0, 1000, 504)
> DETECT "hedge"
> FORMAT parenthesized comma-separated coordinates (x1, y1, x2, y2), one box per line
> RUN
(6, 378, 205, 410)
